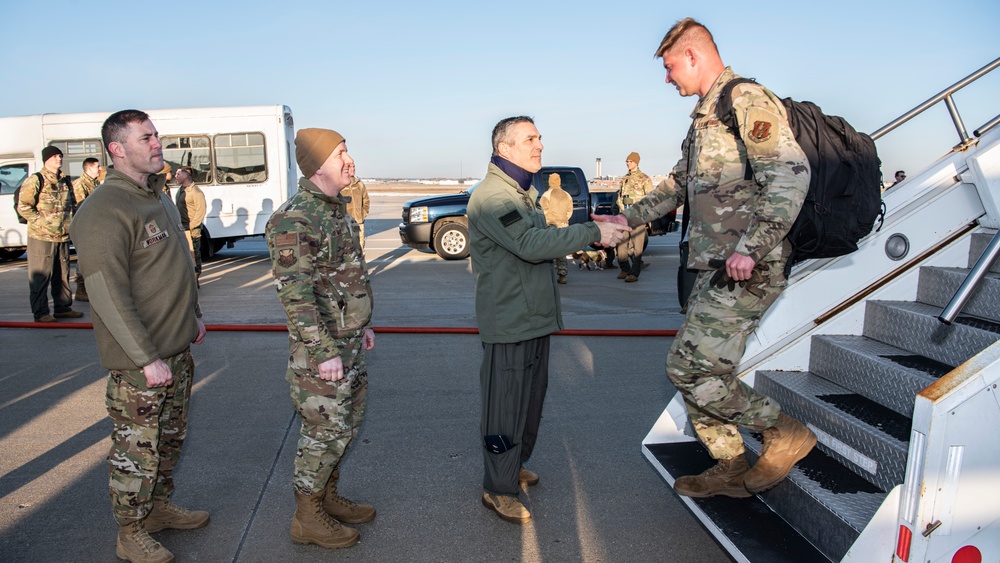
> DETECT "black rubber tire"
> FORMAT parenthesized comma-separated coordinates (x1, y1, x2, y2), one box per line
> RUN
(433, 223, 470, 260)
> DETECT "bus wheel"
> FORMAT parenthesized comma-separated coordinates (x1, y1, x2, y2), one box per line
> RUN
(0, 247, 26, 261)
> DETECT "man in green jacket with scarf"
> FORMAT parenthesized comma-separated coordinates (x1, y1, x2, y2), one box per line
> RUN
(469, 116, 629, 524)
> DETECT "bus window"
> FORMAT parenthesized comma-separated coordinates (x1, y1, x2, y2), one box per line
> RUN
(47, 139, 105, 181)
(214, 133, 267, 184)
(162, 135, 212, 185)
(0, 163, 30, 195)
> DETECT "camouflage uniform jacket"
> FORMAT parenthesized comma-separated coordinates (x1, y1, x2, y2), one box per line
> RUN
(69, 169, 201, 373)
(616, 168, 653, 210)
(539, 184, 573, 227)
(266, 178, 373, 367)
(468, 162, 600, 344)
(623, 67, 809, 269)
(18, 168, 73, 242)
(342, 177, 370, 225)
(72, 173, 99, 209)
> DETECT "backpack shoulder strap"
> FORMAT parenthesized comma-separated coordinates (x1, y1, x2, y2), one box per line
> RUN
(715, 77, 758, 182)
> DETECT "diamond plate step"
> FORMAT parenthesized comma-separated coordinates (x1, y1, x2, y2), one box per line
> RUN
(645, 442, 831, 562)
(810, 335, 946, 417)
(756, 370, 908, 491)
(916, 267, 1000, 321)
(968, 230, 1000, 273)
(741, 430, 886, 562)
(864, 300, 1000, 367)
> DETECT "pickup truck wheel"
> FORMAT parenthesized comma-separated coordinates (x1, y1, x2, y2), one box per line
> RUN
(434, 223, 469, 260)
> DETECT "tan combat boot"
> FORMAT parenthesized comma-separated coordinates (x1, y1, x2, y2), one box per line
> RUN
(744, 413, 817, 493)
(673, 455, 752, 498)
(481, 492, 531, 524)
(291, 490, 360, 549)
(144, 499, 210, 532)
(322, 468, 376, 524)
(116, 520, 174, 563)
(519, 467, 539, 487)
(75, 279, 88, 302)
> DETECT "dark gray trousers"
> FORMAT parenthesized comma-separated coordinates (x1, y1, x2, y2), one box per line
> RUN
(27, 238, 72, 319)
(480, 336, 550, 495)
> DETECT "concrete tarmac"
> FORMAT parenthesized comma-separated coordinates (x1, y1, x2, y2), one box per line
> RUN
(0, 191, 729, 562)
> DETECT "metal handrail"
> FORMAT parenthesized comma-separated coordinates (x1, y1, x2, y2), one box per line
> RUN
(871, 57, 1000, 142)
(938, 230, 1000, 325)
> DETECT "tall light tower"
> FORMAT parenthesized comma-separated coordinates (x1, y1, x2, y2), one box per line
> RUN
(596, 158, 602, 180)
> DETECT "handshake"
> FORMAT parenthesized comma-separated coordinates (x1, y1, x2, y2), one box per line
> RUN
(590, 214, 634, 247)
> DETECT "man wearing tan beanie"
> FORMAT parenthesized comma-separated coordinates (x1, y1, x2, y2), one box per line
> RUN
(539, 172, 573, 283)
(265, 127, 377, 550)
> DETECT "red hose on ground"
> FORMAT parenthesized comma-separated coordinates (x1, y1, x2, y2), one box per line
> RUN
(0, 321, 677, 337)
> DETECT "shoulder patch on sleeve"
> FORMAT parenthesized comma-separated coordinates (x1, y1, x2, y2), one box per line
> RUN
(499, 209, 523, 227)
(274, 232, 297, 247)
(744, 106, 780, 155)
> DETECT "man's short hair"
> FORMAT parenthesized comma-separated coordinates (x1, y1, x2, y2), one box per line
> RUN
(654, 17, 718, 59)
(491, 116, 534, 156)
(83, 157, 100, 167)
(895, 170, 905, 176)
(177, 166, 194, 176)
(101, 109, 150, 152)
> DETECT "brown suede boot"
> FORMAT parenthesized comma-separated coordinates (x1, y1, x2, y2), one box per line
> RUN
(744, 413, 817, 493)
(144, 499, 210, 533)
(116, 520, 174, 563)
(519, 467, 539, 487)
(481, 492, 531, 524)
(322, 468, 376, 524)
(75, 279, 88, 302)
(673, 455, 752, 498)
(292, 490, 360, 549)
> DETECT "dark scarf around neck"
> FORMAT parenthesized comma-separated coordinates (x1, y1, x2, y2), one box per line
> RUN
(491, 156, 533, 191)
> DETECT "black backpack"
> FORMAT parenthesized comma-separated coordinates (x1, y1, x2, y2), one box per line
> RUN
(13, 172, 73, 224)
(717, 78, 885, 274)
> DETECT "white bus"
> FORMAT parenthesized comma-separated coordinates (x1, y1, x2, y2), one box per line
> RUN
(0, 105, 296, 260)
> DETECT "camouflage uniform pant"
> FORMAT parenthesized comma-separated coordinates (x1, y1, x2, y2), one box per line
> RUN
(288, 336, 368, 494)
(106, 349, 194, 525)
(667, 261, 786, 460)
(553, 256, 567, 277)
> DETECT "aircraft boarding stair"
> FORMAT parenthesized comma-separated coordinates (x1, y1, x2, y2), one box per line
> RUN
(642, 58, 1000, 562)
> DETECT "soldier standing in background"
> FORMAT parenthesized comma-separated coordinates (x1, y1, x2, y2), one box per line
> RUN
(596, 18, 815, 499)
(175, 166, 207, 280)
(539, 172, 573, 284)
(342, 163, 370, 247)
(18, 145, 83, 322)
(71, 109, 208, 563)
(71, 157, 101, 301)
(266, 128, 376, 550)
(615, 152, 653, 282)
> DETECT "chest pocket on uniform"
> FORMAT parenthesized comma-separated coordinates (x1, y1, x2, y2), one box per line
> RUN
(691, 118, 748, 207)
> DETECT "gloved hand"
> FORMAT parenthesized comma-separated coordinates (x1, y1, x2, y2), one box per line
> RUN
(708, 259, 767, 298)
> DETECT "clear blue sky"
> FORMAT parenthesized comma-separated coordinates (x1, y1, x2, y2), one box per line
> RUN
(5, 0, 999, 179)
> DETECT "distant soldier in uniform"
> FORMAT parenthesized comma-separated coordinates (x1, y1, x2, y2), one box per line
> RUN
(70, 109, 208, 563)
(342, 163, 370, 248)
(266, 128, 376, 550)
(158, 163, 172, 195)
(596, 18, 815, 498)
(539, 172, 573, 284)
(71, 157, 101, 301)
(18, 145, 83, 322)
(175, 166, 206, 280)
(469, 116, 629, 524)
(615, 152, 653, 282)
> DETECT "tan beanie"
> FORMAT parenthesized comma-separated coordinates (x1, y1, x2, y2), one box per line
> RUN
(295, 128, 345, 178)
(547, 173, 561, 188)
(626, 152, 640, 164)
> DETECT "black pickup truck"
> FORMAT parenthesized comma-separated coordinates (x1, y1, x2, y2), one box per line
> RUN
(398, 166, 676, 260)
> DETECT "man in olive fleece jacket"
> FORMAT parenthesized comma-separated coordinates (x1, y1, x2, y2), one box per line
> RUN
(469, 116, 629, 525)
(70, 109, 207, 563)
